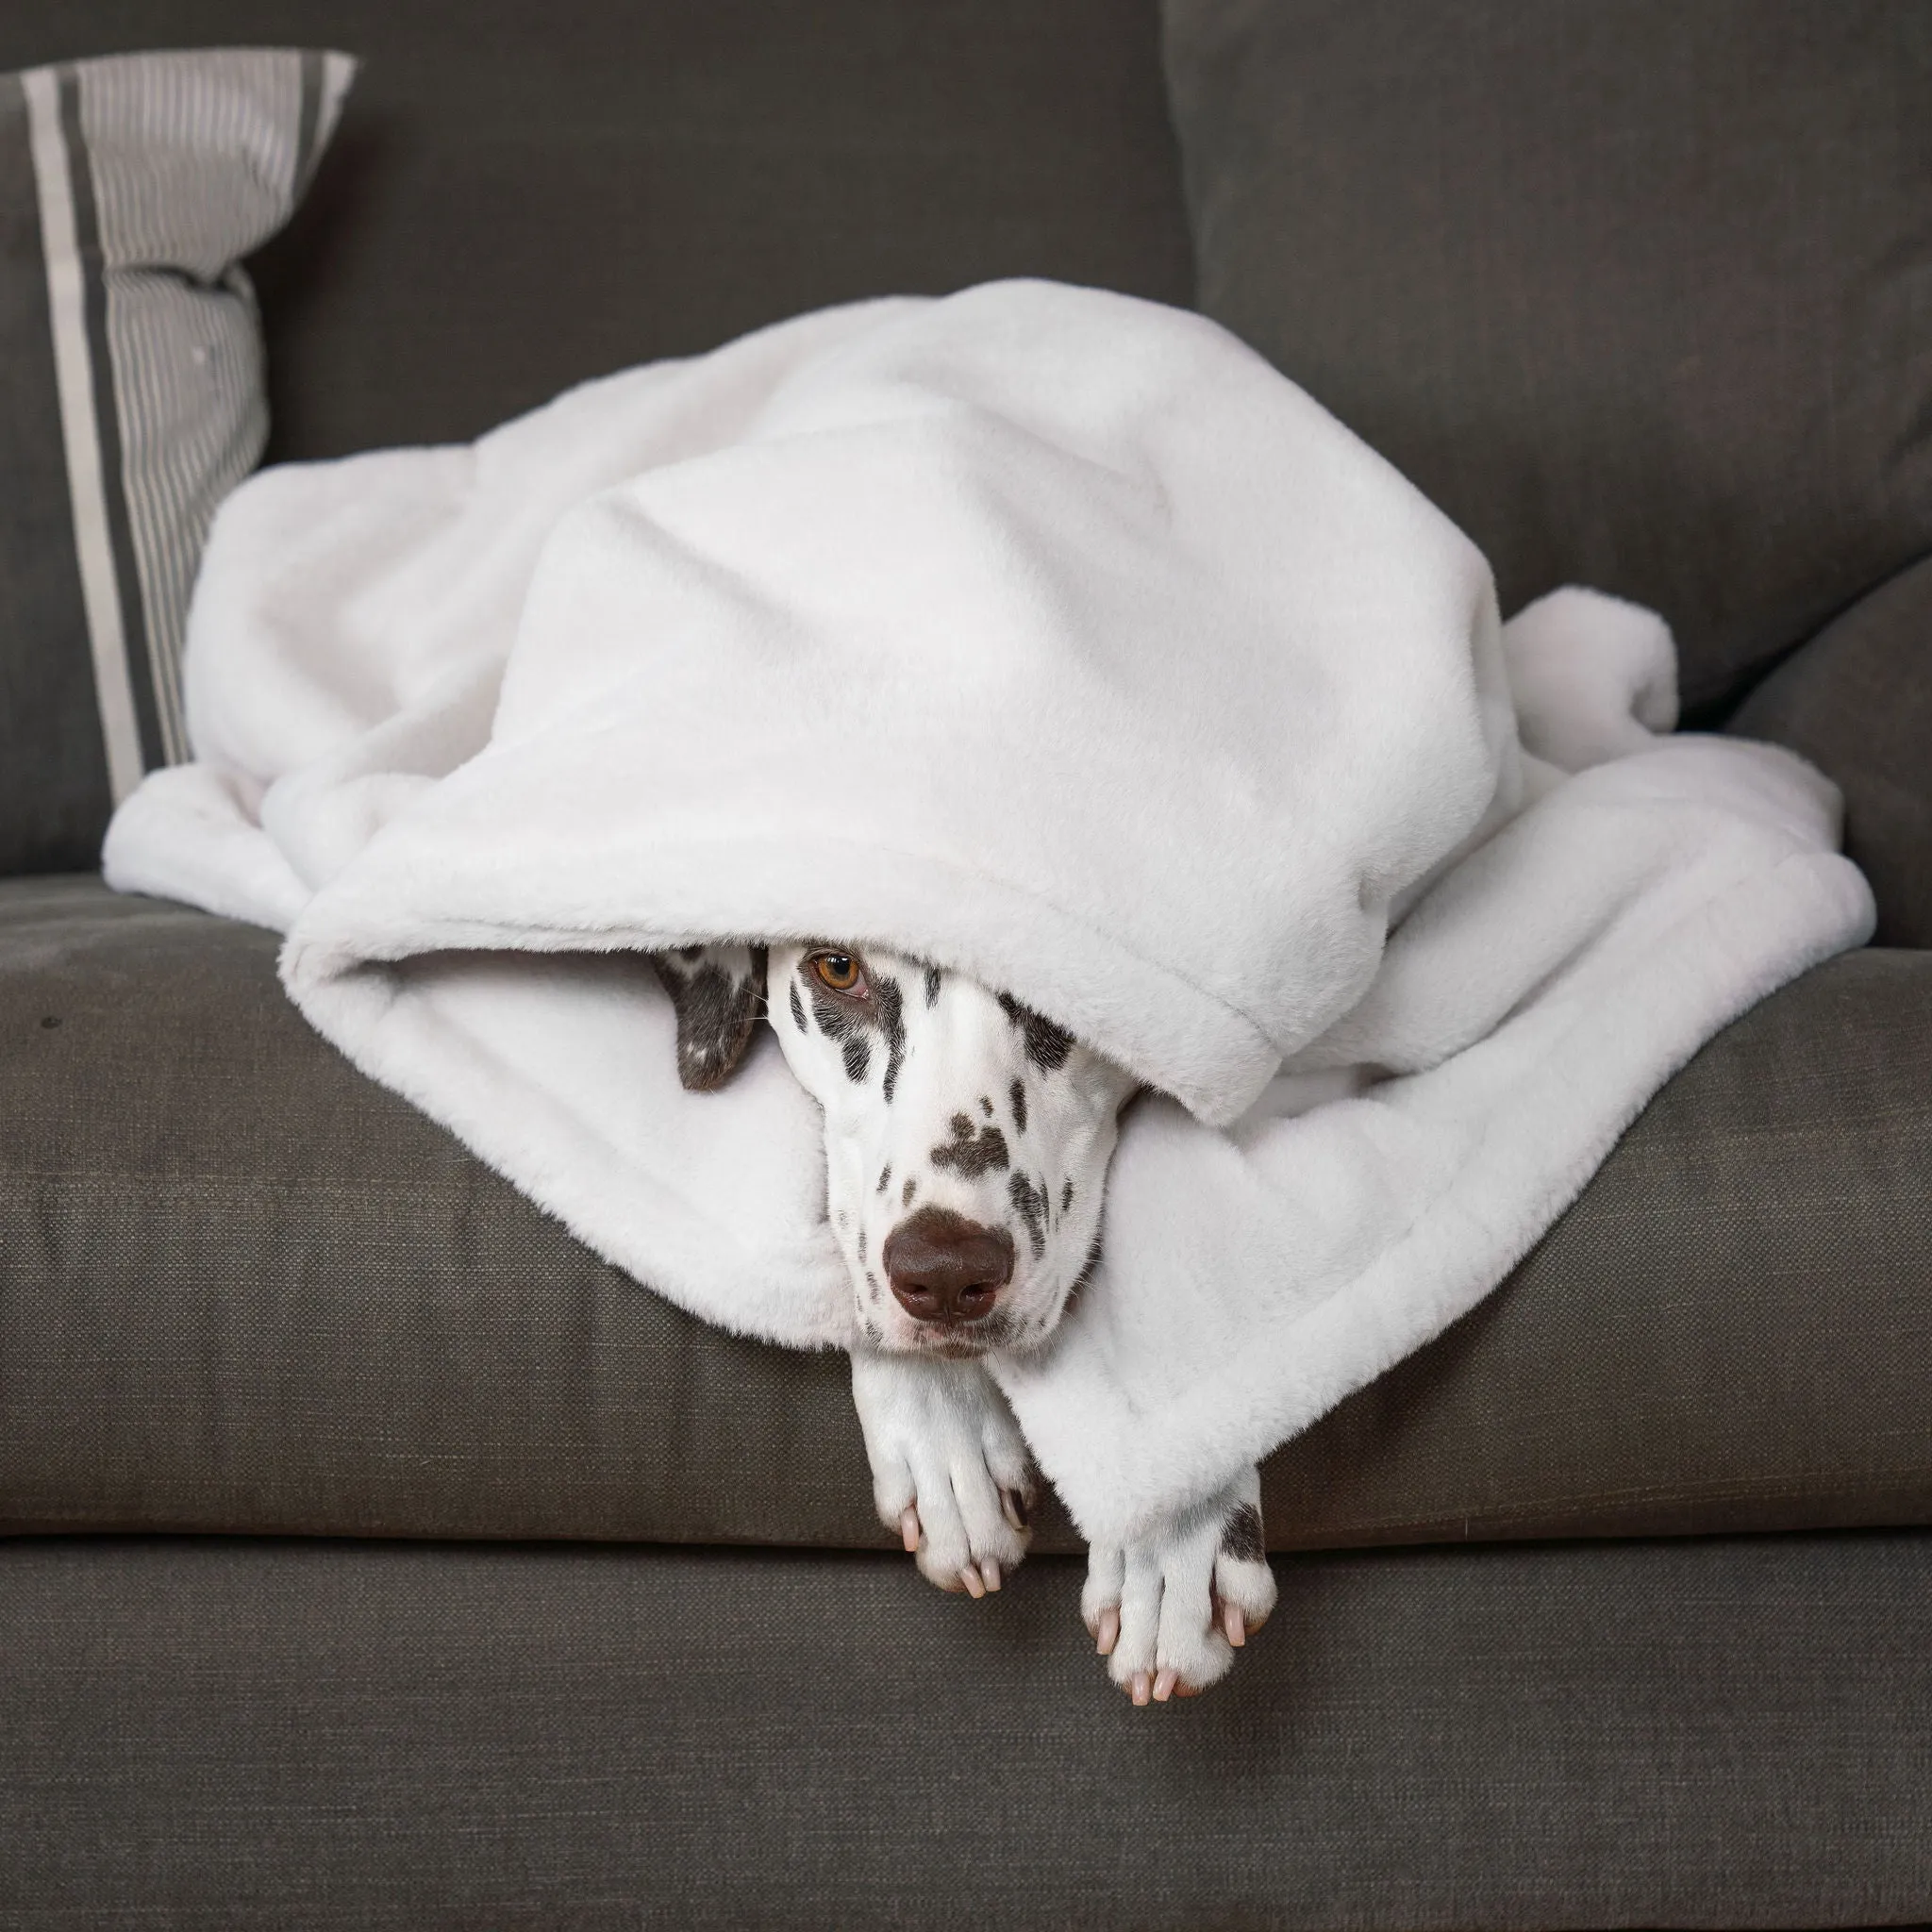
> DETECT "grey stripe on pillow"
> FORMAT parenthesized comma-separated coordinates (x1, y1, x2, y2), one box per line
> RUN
(28, 63, 153, 794)
(0, 73, 113, 872)
(2, 46, 352, 873)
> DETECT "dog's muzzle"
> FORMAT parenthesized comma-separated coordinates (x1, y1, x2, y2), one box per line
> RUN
(881, 1204, 1014, 1326)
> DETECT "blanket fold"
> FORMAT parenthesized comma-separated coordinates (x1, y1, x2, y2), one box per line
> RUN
(105, 281, 1873, 1544)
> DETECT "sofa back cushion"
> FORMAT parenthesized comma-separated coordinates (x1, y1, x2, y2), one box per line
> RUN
(1162, 0, 1932, 717)
(1, 1, 1192, 464)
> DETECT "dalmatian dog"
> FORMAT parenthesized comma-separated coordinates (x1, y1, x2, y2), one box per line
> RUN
(651, 940, 1277, 1704)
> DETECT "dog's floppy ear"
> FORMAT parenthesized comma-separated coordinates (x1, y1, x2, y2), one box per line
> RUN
(650, 943, 768, 1091)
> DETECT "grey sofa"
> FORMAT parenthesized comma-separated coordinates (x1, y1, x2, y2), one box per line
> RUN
(3, 4, 1929, 1926)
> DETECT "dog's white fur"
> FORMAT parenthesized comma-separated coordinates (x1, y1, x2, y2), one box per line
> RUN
(660, 935, 1278, 1701)
(852, 1355, 1276, 1699)
(767, 942, 1133, 1355)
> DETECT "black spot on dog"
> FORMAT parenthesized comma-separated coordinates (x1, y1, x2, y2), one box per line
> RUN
(1060, 1178, 1073, 1215)
(863, 1314, 883, 1344)
(1009, 1172, 1047, 1259)
(997, 991, 1074, 1073)
(932, 1114, 1010, 1179)
(1220, 1502, 1266, 1566)
(877, 1164, 891, 1194)
(979, 1095, 994, 1118)
(652, 949, 767, 1092)
(877, 974, 906, 1103)
(1010, 1079, 1027, 1136)
(789, 980, 807, 1033)
(857, 1230, 866, 1263)
(808, 976, 874, 1084)
(924, 965, 942, 1008)
(866, 1271, 881, 1302)
(902, 1176, 917, 1208)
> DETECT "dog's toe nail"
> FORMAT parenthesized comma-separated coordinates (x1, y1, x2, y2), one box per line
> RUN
(1224, 1605, 1246, 1647)
(899, 1507, 920, 1554)
(1153, 1667, 1178, 1702)
(1131, 1673, 1152, 1707)
(960, 1565, 986, 1599)
(981, 1558, 1001, 1591)
(1096, 1607, 1120, 1655)
(1000, 1489, 1031, 1532)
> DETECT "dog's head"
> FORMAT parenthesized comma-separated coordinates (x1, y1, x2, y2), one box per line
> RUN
(653, 941, 1138, 1356)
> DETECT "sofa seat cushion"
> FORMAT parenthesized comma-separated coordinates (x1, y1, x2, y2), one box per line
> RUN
(2, 874, 1927, 1551)
(5, 1532, 1928, 1928)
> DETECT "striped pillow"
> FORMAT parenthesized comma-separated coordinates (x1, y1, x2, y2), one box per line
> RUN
(0, 46, 354, 874)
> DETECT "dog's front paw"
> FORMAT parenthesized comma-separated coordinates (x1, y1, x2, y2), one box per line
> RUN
(849, 1350, 1035, 1596)
(1081, 1467, 1277, 1705)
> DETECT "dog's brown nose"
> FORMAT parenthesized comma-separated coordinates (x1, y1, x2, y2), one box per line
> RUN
(882, 1205, 1014, 1325)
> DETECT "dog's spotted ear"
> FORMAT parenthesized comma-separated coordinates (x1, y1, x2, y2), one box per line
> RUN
(650, 943, 768, 1091)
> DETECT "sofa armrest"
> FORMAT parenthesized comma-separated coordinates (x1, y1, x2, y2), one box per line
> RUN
(1729, 552, 1932, 947)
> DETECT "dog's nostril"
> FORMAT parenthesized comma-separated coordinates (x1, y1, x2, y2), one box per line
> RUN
(881, 1204, 1015, 1326)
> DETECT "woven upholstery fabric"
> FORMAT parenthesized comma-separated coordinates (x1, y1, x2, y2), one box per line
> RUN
(1730, 554, 1932, 948)
(0, 876, 874, 1549)
(0, 0, 1193, 463)
(1268, 941, 1932, 1549)
(1161, 0, 1932, 716)
(3, 1532, 1929, 1927)
(4, 876, 1927, 1550)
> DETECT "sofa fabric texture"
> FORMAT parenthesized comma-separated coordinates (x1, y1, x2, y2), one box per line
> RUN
(4, 1531, 1929, 1929)
(1730, 553, 1932, 948)
(6, 875, 1927, 1552)
(1161, 0, 1932, 724)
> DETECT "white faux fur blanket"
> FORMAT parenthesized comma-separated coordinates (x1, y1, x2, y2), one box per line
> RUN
(105, 281, 1873, 1545)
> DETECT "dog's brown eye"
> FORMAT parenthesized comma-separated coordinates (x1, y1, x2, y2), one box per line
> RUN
(810, 950, 864, 995)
